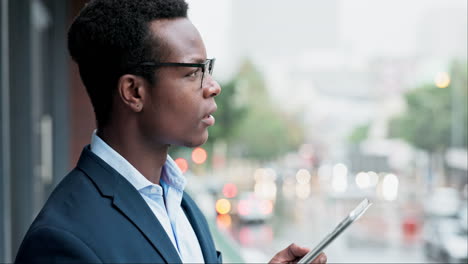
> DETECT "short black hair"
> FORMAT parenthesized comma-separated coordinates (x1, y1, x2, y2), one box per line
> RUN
(68, 0, 188, 128)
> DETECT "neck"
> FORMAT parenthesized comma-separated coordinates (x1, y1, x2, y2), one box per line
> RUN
(97, 126, 168, 185)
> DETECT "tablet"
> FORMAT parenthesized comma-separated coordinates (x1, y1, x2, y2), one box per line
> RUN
(297, 198, 372, 264)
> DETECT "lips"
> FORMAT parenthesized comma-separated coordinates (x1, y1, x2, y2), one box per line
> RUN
(201, 105, 217, 126)
(201, 115, 215, 126)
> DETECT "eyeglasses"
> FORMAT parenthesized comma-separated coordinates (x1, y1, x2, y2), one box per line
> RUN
(139, 58, 215, 88)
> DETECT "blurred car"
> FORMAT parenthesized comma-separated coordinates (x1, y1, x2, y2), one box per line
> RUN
(424, 187, 461, 217)
(458, 200, 467, 232)
(423, 198, 468, 263)
(236, 192, 273, 223)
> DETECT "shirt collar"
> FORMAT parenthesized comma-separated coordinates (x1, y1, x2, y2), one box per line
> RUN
(161, 156, 186, 192)
(90, 130, 186, 192)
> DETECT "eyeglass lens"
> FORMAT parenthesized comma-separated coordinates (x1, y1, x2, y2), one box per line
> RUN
(201, 59, 215, 88)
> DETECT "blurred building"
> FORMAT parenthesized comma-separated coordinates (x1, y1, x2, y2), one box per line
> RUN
(231, 0, 339, 61)
(1, 0, 467, 262)
(1, 0, 94, 261)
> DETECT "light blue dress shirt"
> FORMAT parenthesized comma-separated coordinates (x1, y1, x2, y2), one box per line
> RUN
(90, 131, 205, 263)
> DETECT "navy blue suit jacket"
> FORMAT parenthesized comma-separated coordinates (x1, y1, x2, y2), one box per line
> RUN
(15, 146, 222, 263)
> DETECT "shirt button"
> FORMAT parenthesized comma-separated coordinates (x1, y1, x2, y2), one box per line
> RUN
(150, 187, 157, 194)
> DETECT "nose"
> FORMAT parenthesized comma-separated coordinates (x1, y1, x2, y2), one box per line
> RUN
(203, 75, 221, 98)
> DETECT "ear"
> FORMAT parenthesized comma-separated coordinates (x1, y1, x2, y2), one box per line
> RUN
(117, 74, 147, 112)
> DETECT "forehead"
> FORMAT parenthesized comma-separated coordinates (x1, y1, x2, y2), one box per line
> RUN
(149, 18, 207, 62)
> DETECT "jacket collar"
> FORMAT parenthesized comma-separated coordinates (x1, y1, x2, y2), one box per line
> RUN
(76, 146, 182, 263)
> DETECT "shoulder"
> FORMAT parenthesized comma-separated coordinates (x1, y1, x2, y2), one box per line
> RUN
(40, 167, 101, 214)
(28, 167, 109, 243)
(16, 167, 114, 263)
(15, 225, 102, 263)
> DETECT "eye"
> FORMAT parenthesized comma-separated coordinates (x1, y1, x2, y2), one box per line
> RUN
(187, 68, 202, 78)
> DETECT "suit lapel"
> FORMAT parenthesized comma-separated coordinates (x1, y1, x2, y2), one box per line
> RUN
(112, 182, 182, 263)
(77, 147, 182, 263)
(181, 193, 218, 263)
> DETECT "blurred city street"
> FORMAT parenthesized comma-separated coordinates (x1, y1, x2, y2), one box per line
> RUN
(203, 188, 463, 263)
(233, 196, 430, 263)
(1, 0, 467, 262)
(187, 159, 467, 263)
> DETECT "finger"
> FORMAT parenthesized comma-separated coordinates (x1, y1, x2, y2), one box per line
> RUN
(287, 243, 310, 259)
(268, 243, 311, 263)
(311, 252, 327, 264)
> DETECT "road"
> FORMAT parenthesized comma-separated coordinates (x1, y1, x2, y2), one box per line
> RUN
(226, 195, 432, 263)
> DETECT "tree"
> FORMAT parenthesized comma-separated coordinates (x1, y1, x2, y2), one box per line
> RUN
(389, 61, 467, 152)
(389, 84, 452, 152)
(226, 59, 304, 161)
(205, 79, 247, 144)
(348, 123, 370, 144)
(388, 61, 467, 187)
(449, 61, 468, 148)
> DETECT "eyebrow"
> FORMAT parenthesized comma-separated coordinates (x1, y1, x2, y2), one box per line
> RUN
(183, 56, 206, 64)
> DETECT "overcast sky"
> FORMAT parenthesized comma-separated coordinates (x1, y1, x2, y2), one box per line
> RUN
(187, 0, 467, 81)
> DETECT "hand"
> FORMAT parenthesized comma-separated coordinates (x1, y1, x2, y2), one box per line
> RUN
(268, 243, 327, 264)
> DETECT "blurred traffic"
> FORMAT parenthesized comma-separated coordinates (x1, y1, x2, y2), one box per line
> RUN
(1, 0, 466, 263)
(173, 144, 468, 263)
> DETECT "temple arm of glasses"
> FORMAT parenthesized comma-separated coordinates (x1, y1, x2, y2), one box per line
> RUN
(139, 62, 206, 68)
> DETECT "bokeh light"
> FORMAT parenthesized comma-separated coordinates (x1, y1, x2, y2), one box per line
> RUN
(254, 181, 277, 200)
(296, 169, 311, 185)
(260, 200, 273, 215)
(382, 173, 399, 201)
(222, 183, 238, 198)
(237, 200, 250, 216)
(355, 172, 371, 189)
(332, 163, 348, 192)
(192, 147, 207, 164)
(367, 171, 379, 187)
(434, 72, 450, 88)
(216, 214, 232, 229)
(215, 198, 231, 215)
(174, 158, 188, 173)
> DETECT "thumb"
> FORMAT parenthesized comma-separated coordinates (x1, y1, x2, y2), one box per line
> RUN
(286, 243, 310, 259)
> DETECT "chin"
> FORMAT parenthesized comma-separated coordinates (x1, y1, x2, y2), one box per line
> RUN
(187, 138, 208, 148)
(180, 133, 209, 148)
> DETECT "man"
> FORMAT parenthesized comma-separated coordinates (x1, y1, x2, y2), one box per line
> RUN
(15, 0, 327, 263)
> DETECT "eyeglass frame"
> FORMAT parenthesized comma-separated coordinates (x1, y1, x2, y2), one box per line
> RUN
(137, 58, 215, 88)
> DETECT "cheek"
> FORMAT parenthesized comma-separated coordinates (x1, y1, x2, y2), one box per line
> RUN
(155, 94, 199, 131)
(166, 96, 192, 120)
(170, 91, 200, 119)
(147, 85, 204, 141)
